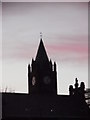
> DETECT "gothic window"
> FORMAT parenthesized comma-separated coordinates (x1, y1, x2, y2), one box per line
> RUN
(32, 76, 36, 86)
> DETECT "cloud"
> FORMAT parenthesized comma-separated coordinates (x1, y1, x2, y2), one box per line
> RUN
(47, 42, 88, 54)
(2, 2, 88, 94)
(2, 34, 88, 64)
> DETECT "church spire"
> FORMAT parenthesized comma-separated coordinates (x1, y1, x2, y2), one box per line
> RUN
(35, 34, 49, 62)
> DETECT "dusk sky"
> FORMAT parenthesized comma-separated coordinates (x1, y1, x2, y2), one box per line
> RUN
(1, 2, 88, 94)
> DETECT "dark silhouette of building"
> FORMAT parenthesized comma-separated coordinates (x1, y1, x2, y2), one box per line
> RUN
(85, 88, 90, 108)
(28, 39, 57, 95)
(1, 37, 90, 120)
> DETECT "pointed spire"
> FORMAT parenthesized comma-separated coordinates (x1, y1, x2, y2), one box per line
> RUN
(54, 62, 56, 71)
(50, 59, 52, 64)
(35, 36, 49, 62)
(49, 59, 52, 70)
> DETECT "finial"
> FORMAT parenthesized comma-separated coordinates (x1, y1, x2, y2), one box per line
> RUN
(40, 32, 42, 39)
(75, 78, 79, 89)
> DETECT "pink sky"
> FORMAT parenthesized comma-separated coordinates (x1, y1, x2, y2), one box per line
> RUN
(1, 2, 88, 94)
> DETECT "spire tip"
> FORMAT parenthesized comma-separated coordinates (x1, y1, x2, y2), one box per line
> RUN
(40, 32, 42, 39)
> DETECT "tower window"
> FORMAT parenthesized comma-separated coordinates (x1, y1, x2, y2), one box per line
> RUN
(30, 67, 32, 72)
(52, 65, 54, 71)
(32, 76, 36, 86)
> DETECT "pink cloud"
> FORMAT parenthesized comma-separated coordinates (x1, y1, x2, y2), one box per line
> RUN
(46, 35, 88, 56)
(3, 40, 88, 63)
(45, 35, 88, 62)
(3, 34, 88, 63)
(47, 43, 88, 54)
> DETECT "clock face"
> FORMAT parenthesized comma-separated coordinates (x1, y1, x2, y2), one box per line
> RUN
(43, 76, 51, 84)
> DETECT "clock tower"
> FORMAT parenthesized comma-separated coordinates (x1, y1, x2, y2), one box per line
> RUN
(28, 37, 57, 95)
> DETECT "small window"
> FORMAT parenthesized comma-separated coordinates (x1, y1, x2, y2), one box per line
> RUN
(52, 65, 54, 71)
(32, 76, 36, 86)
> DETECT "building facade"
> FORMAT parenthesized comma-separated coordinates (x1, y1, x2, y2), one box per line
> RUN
(1, 38, 90, 120)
